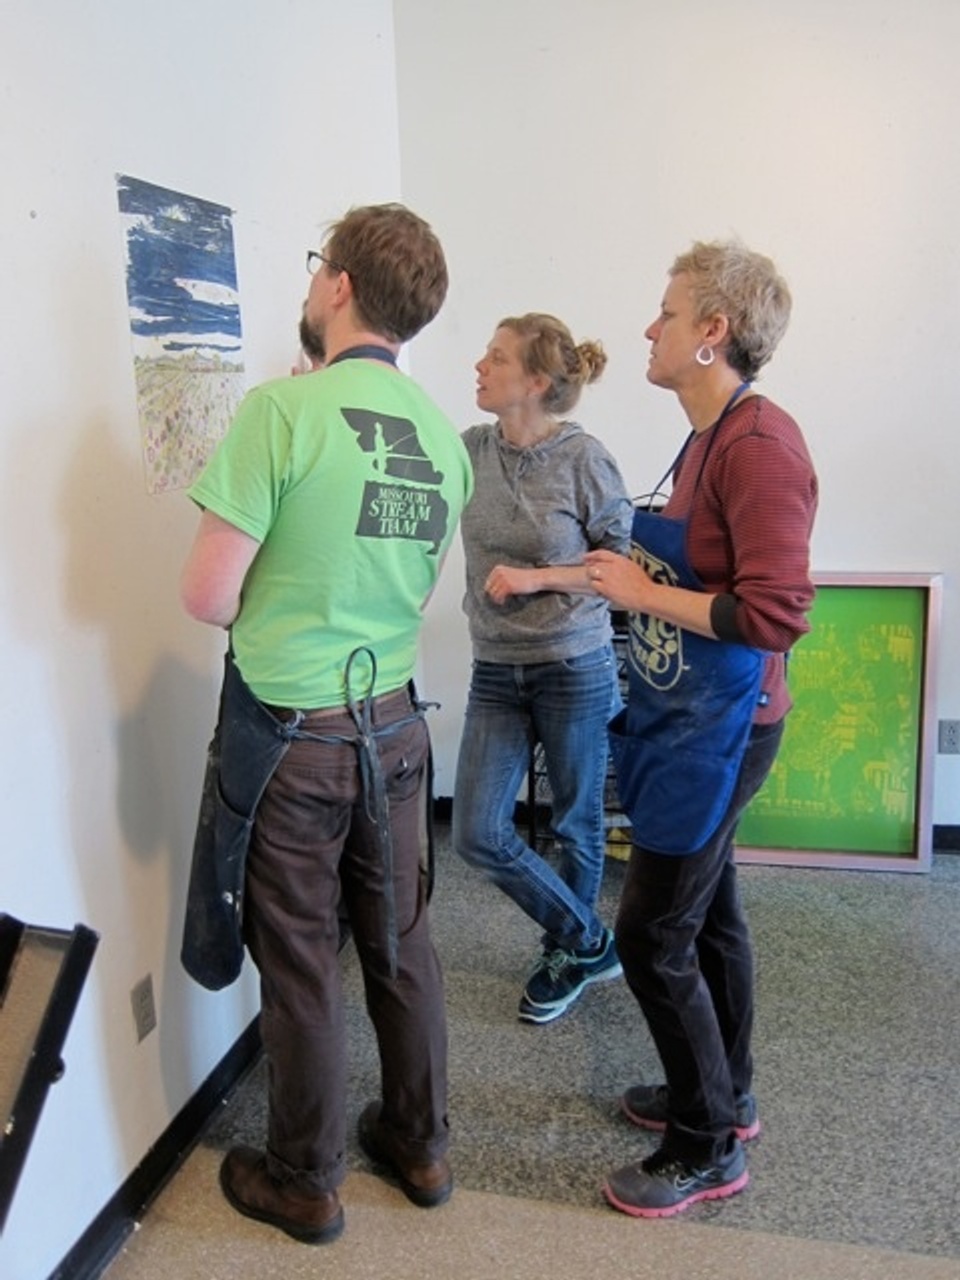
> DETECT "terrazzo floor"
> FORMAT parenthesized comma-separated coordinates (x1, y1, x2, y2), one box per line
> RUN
(104, 824, 960, 1280)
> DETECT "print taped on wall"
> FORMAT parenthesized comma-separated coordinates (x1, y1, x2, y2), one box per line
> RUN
(117, 174, 245, 494)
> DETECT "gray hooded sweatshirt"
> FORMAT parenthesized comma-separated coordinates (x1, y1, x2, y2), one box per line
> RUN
(460, 421, 632, 664)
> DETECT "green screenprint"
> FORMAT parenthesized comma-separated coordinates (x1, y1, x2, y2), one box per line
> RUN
(738, 584, 927, 855)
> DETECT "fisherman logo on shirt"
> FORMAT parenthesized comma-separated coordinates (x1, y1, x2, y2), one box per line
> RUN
(341, 407, 450, 554)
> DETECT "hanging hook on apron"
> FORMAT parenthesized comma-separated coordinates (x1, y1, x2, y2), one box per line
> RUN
(344, 647, 400, 977)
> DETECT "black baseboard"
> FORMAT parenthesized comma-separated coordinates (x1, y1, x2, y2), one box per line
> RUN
(48, 1017, 262, 1280)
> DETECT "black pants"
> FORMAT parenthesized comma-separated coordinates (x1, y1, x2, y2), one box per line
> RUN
(615, 720, 784, 1165)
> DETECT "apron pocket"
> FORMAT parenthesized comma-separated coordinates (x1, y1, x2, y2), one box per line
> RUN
(181, 780, 253, 991)
(608, 711, 740, 855)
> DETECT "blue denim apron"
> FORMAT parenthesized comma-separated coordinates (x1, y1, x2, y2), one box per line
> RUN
(608, 389, 766, 854)
(181, 647, 430, 990)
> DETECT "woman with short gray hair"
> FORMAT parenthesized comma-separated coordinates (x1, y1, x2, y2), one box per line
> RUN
(586, 240, 818, 1219)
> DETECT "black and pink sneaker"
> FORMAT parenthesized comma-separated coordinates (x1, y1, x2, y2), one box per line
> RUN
(604, 1141, 748, 1219)
(621, 1082, 761, 1143)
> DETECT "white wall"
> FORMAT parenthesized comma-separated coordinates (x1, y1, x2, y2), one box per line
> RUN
(395, 0, 960, 820)
(0, 3, 401, 1277)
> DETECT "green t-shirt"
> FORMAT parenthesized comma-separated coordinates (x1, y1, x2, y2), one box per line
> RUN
(189, 359, 473, 707)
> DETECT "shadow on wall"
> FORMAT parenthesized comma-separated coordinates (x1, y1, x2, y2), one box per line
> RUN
(57, 414, 241, 1148)
(0, 401, 233, 1192)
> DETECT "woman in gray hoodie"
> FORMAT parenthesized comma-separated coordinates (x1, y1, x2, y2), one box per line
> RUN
(453, 312, 633, 1024)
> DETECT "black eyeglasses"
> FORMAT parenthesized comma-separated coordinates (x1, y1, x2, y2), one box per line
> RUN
(306, 249, 347, 276)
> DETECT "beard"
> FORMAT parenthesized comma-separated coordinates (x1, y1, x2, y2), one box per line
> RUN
(299, 313, 326, 368)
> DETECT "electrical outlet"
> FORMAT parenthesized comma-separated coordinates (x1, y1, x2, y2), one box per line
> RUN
(131, 974, 157, 1042)
(938, 719, 960, 755)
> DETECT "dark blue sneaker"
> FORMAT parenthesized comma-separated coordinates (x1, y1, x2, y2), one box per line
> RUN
(604, 1140, 748, 1218)
(518, 927, 622, 1024)
(621, 1083, 761, 1142)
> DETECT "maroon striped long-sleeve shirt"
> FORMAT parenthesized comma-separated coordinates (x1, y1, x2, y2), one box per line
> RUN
(663, 394, 819, 724)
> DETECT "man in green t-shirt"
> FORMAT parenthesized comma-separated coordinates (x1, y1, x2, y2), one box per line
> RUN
(181, 203, 472, 1245)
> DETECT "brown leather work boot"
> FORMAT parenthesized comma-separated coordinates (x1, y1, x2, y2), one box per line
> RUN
(357, 1101, 452, 1207)
(219, 1146, 344, 1244)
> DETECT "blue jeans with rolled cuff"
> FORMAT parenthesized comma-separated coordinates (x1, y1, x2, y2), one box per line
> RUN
(452, 644, 620, 954)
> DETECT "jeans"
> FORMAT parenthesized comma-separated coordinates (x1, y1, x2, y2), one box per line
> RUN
(243, 688, 448, 1193)
(452, 643, 620, 953)
(614, 719, 784, 1165)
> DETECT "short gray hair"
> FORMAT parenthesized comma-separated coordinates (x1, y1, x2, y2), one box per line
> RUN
(671, 239, 791, 380)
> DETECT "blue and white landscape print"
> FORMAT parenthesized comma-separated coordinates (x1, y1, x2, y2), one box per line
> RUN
(117, 174, 246, 493)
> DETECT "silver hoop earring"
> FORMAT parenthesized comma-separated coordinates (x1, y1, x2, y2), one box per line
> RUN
(695, 345, 715, 367)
